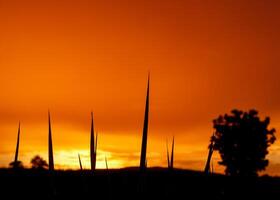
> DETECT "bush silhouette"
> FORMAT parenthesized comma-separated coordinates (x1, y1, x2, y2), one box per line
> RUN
(9, 161, 24, 169)
(211, 109, 276, 176)
(30, 155, 48, 170)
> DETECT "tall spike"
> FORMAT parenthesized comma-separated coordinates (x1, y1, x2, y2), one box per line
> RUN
(93, 132, 98, 170)
(166, 140, 170, 168)
(14, 122, 21, 164)
(95, 132, 98, 154)
(105, 156, 109, 171)
(48, 111, 54, 171)
(170, 136, 174, 170)
(204, 134, 214, 174)
(204, 144, 213, 174)
(140, 74, 150, 171)
(78, 154, 83, 170)
(90, 112, 96, 171)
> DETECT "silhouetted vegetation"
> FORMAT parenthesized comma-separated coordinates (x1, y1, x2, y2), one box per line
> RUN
(90, 112, 98, 171)
(167, 136, 175, 170)
(78, 154, 83, 170)
(10, 122, 22, 169)
(211, 109, 276, 176)
(9, 161, 24, 169)
(3, 77, 279, 199)
(30, 155, 48, 170)
(140, 75, 150, 171)
(0, 168, 280, 199)
(204, 133, 214, 174)
(48, 111, 54, 171)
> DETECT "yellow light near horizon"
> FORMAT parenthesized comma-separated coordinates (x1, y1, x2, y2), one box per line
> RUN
(53, 149, 120, 170)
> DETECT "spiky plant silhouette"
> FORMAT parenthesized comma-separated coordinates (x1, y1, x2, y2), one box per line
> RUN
(10, 122, 23, 169)
(170, 136, 174, 169)
(166, 140, 170, 168)
(166, 137, 175, 170)
(105, 156, 109, 171)
(14, 122, 20, 163)
(48, 111, 54, 171)
(204, 133, 214, 174)
(140, 75, 150, 171)
(78, 154, 83, 170)
(48, 112, 57, 197)
(90, 112, 98, 172)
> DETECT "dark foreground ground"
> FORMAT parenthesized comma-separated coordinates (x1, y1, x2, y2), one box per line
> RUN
(0, 168, 280, 200)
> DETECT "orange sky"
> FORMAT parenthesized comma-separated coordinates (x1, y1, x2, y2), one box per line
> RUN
(0, 0, 280, 175)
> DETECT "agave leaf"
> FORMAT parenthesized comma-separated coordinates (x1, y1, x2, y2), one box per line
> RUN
(14, 122, 20, 164)
(140, 74, 150, 171)
(166, 139, 170, 168)
(170, 136, 174, 170)
(204, 133, 214, 174)
(90, 112, 96, 171)
(78, 154, 83, 170)
(48, 111, 54, 171)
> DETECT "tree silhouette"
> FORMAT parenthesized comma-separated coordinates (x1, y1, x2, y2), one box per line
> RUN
(30, 155, 48, 170)
(211, 109, 276, 176)
(9, 161, 24, 169)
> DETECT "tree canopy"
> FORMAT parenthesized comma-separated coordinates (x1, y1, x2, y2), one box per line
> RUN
(30, 155, 48, 170)
(211, 109, 276, 176)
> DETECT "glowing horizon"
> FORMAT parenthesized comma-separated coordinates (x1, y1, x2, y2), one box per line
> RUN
(1, 115, 278, 176)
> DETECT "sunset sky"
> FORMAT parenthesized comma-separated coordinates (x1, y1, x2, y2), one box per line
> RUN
(0, 0, 280, 175)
